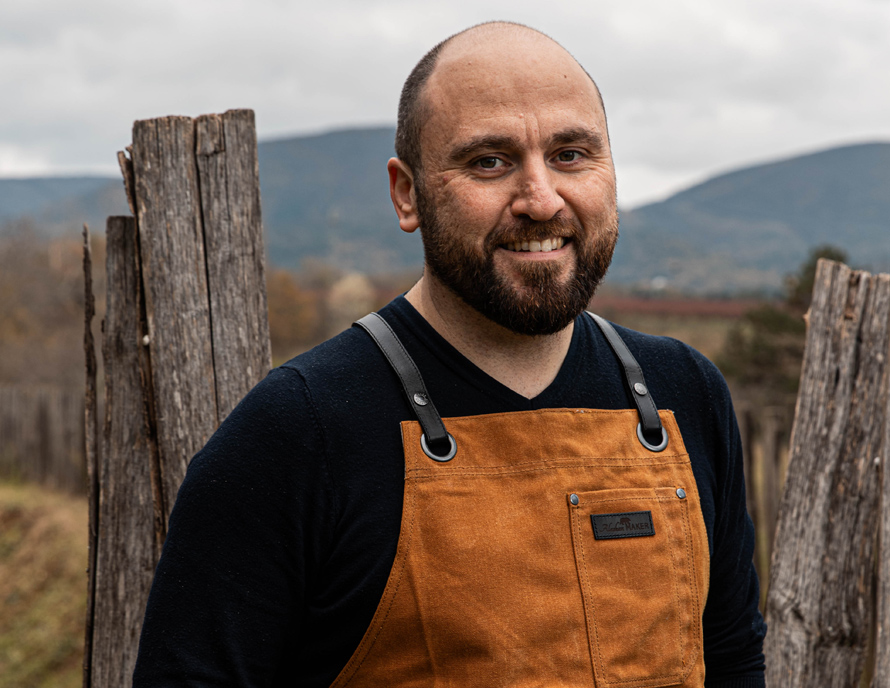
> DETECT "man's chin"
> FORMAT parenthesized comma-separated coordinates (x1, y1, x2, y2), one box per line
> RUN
(493, 258, 576, 294)
(468, 282, 593, 336)
(486, 305, 581, 337)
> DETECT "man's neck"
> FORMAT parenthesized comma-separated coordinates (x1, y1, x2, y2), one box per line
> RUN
(404, 274, 575, 400)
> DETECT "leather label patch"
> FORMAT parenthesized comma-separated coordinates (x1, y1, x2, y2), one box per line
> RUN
(591, 511, 655, 540)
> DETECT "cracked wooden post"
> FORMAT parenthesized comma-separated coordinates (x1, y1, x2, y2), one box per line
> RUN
(88, 216, 157, 687)
(84, 109, 271, 687)
(82, 224, 99, 688)
(873, 287, 890, 687)
(765, 259, 890, 687)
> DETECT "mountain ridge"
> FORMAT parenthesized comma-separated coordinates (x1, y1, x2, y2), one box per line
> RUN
(1, 129, 887, 295)
(612, 141, 890, 292)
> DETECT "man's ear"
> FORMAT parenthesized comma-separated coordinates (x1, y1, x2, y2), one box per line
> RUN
(388, 158, 420, 233)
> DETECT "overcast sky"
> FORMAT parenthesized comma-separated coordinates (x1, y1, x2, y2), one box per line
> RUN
(1, 0, 888, 207)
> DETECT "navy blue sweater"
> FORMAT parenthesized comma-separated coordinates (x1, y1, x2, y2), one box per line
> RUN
(134, 296, 766, 687)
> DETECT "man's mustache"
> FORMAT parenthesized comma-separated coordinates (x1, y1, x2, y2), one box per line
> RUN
(487, 214, 582, 248)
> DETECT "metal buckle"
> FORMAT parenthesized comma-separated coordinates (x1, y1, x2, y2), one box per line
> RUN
(636, 422, 669, 452)
(420, 432, 457, 462)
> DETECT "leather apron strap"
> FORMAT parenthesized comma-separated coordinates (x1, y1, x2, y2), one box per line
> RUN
(356, 311, 669, 458)
(587, 312, 668, 452)
(355, 313, 456, 460)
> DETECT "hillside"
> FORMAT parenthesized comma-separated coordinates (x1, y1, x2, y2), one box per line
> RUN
(257, 126, 419, 274)
(1, 131, 887, 294)
(0, 176, 128, 230)
(612, 142, 890, 293)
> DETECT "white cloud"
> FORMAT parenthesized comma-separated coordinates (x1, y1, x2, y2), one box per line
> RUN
(0, 0, 888, 205)
(0, 144, 54, 177)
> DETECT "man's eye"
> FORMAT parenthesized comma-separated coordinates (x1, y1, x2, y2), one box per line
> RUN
(556, 150, 581, 162)
(477, 157, 503, 169)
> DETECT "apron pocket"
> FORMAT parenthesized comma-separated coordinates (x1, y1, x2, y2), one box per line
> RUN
(568, 487, 701, 688)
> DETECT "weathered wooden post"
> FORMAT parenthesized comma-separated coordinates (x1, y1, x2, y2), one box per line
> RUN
(876, 381, 890, 686)
(83, 225, 100, 688)
(765, 259, 890, 687)
(83, 109, 271, 687)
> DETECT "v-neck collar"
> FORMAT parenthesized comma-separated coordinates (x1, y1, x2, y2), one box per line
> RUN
(382, 295, 595, 411)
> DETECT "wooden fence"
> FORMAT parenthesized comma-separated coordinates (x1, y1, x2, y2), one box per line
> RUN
(0, 384, 85, 493)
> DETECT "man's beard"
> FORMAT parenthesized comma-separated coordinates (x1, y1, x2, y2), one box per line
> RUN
(415, 186, 618, 337)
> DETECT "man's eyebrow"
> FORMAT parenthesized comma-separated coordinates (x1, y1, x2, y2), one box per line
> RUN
(448, 135, 522, 162)
(447, 129, 606, 162)
(549, 128, 606, 150)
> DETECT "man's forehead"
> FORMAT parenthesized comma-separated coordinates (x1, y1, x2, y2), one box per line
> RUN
(424, 25, 601, 115)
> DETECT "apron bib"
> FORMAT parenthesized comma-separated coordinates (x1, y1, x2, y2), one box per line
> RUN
(331, 314, 710, 688)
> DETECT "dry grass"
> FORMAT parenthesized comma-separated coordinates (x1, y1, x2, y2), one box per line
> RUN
(0, 480, 87, 688)
(605, 312, 739, 361)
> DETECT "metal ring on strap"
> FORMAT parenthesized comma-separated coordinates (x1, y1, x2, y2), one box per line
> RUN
(636, 422, 669, 453)
(421, 432, 457, 462)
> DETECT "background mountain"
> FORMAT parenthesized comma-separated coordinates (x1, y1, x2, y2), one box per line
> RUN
(0, 176, 128, 228)
(1, 129, 887, 295)
(611, 142, 890, 294)
(256, 127, 418, 275)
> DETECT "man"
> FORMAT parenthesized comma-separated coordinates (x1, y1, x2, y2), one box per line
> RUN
(134, 22, 766, 687)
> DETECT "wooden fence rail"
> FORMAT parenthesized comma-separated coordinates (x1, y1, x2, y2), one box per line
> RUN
(0, 384, 85, 493)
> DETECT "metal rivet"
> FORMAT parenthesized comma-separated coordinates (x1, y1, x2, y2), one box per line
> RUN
(633, 382, 648, 396)
(413, 393, 428, 406)
(676, 488, 686, 499)
(570, 494, 580, 506)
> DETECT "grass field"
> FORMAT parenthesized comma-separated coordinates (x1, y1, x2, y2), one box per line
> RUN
(0, 480, 86, 688)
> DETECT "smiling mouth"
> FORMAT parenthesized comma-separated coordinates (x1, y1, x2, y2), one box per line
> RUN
(501, 237, 567, 253)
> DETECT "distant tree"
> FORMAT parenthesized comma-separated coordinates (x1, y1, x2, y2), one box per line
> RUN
(716, 245, 849, 394)
(326, 273, 375, 338)
(784, 245, 849, 313)
(716, 305, 806, 393)
(266, 269, 321, 363)
(0, 222, 103, 388)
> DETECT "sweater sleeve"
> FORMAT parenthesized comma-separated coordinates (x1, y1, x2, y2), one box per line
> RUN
(693, 355, 767, 686)
(133, 366, 335, 687)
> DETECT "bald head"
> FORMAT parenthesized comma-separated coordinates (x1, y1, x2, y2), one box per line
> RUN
(394, 22, 606, 177)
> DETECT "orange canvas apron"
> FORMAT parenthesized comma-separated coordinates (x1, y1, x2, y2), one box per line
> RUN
(333, 313, 711, 688)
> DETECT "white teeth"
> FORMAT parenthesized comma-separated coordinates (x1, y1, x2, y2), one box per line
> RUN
(504, 237, 566, 252)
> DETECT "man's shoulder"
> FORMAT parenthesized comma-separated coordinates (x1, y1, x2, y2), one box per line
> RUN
(593, 318, 731, 404)
(278, 322, 384, 385)
(191, 326, 379, 456)
(602, 320, 718, 373)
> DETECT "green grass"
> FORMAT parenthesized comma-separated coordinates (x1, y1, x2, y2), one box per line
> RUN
(0, 481, 87, 688)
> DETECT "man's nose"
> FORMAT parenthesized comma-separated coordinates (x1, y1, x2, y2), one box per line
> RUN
(509, 161, 566, 221)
